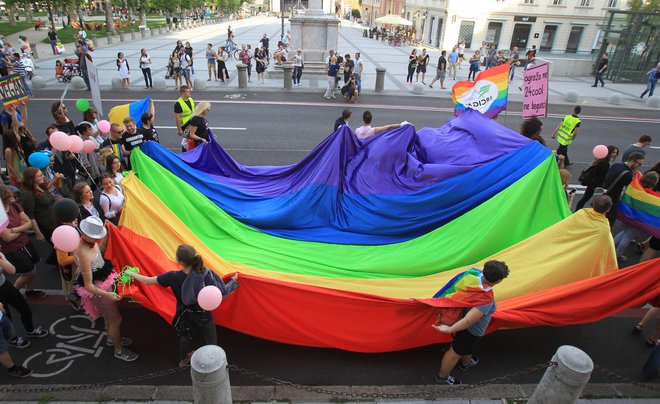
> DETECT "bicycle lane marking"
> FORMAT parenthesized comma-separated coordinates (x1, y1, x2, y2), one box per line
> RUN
(22, 315, 107, 378)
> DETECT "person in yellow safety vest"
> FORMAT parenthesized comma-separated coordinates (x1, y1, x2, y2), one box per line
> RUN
(173, 85, 195, 152)
(551, 105, 581, 167)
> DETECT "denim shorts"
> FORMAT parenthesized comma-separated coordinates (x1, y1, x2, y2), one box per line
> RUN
(0, 315, 17, 354)
(182, 68, 191, 79)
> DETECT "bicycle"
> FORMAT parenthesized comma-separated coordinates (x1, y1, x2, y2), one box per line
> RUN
(222, 40, 241, 61)
(22, 315, 107, 378)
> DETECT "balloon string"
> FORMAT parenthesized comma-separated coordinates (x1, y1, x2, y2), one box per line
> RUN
(72, 154, 99, 188)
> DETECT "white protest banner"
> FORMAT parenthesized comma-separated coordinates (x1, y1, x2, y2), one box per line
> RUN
(87, 59, 103, 116)
(522, 62, 549, 119)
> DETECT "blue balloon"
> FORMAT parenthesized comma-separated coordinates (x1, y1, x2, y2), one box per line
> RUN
(28, 152, 50, 169)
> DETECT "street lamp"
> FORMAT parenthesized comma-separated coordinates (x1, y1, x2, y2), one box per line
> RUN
(281, 0, 285, 41)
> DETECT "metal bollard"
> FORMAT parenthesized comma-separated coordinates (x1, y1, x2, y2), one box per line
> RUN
(236, 64, 248, 89)
(32, 46, 39, 60)
(150, 28, 155, 36)
(528, 345, 593, 404)
(191, 345, 231, 404)
(91, 34, 97, 46)
(282, 65, 293, 90)
(130, 29, 135, 40)
(375, 67, 386, 92)
(141, 29, 147, 38)
(106, 33, 113, 44)
(158, 27, 163, 34)
(119, 31, 125, 42)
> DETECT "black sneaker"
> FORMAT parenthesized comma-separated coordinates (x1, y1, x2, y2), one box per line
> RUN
(435, 374, 462, 385)
(459, 355, 479, 371)
(24, 290, 47, 299)
(8, 365, 32, 378)
(26, 326, 49, 338)
(8, 336, 30, 349)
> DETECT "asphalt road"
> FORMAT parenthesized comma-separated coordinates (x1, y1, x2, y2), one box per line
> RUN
(4, 89, 659, 387)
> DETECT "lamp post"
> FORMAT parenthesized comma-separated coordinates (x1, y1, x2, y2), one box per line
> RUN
(281, 0, 285, 41)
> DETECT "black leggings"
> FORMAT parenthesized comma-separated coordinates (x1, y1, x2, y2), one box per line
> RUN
(141, 68, 153, 88)
(575, 185, 597, 211)
(178, 319, 217, 359)
(217, 61, 229, 81)
(407, 66, 416, 82)
(0, 281, 36, 333)
(468, 69, 477, 81)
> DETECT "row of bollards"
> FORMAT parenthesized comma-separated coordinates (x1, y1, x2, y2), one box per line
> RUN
(97, 18, 220, 47)
(190, 345, 593, 404)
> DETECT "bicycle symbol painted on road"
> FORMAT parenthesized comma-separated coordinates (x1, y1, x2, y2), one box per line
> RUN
(22, 315, 107, 378)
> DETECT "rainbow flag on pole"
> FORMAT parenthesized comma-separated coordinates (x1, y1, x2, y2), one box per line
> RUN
(617, 172, 660, 238)
(451, 63, 510, 118)
(108, 97, 152, 127)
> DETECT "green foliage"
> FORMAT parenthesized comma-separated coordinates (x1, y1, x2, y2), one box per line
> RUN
(0, 21, 34, 35)
(40, 20, 166, 44)
(351, 8, 360, 18)
(627, 0, 660, 12)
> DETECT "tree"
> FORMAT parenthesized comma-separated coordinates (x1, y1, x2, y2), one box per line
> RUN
(352, 8, 360, 18)
(104, 0, 116, 34)
(627, 0, 660, 12)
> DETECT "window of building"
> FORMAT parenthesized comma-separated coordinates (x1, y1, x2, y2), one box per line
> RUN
(540, 25, 557, 51)
(566, 26, 584, 53)
(606, 0, 617, 7)
(579, 0, 591, 6)
(552, 0, 563, 5)
(486, 22, 503, 47)
(458, 21, 475, 48)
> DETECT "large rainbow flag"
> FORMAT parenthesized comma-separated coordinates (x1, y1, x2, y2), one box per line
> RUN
(617, 172, 660, 237)
(105, 109, 659, 353)
(452, 63, 509, 118)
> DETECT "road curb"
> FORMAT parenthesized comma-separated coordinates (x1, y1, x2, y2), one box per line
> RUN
(0, 383, 657, 402)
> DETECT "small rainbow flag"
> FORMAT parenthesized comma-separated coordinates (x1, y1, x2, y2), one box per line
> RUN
(108, 97, 152, 127)
(617, 172, 660, 238)
(451, 63, 509, 118)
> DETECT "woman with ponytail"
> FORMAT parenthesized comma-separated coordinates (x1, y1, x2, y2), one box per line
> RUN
(127, 245, 239, 367)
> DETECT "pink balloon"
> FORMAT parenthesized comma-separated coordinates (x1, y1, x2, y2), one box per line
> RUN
(51, 225, 81, 252)
(593, 145, 609, 159)
(98, 120, 111, 133)
(50, 131, 71, 151)
(82, 139, 97, 154)
(68, 135, 84, 153)
(197, 285, 223, 311)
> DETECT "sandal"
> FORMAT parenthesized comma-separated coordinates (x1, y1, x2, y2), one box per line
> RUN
(647, 337, 659, 347)
(634, 324, 644, 334)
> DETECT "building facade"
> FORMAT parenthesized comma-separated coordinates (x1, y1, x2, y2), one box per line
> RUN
(404, 0, 626, 55)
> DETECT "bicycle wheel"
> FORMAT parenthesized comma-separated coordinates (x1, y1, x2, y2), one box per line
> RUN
(232, 49, 241, 61)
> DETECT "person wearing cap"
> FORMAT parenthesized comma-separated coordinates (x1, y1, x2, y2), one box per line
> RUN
(126, 245, 238, 367)
(75, 216, 138, 362)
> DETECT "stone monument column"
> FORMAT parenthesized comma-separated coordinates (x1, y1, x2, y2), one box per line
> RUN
(289, 0, 339, 63)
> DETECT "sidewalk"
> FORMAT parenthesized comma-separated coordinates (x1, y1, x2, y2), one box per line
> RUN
(0, 383, 658, 403)
(22, 17, 658, 111)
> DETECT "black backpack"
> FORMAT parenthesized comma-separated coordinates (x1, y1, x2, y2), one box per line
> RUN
(578, 165, 595, 186)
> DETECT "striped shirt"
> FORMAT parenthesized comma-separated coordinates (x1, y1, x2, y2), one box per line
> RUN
(12, 60, 26, 76)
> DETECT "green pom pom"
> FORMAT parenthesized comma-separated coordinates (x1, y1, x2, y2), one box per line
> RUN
(119, 266, 140, 284)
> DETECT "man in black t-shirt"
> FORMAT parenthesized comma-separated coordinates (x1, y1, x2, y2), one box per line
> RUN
(429, 50, 447, 89)
(100, 123, 128, 168)
(592, 53, 608, 87)
(120, 117, 144, 169)
(52, 111, 76, 135)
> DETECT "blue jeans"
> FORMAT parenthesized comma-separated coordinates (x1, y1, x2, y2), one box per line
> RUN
(50, 39, 57, 55)
(354, 73, 361, 93)
(614, 224, 637, 256)
(510, 65, 516, 81)
(594, 71, 605, 86)
(293, 66, 302, 84)
(643, 345, 660, 380)
(0, 315, 17, 354)
(641, 80, 656, 98)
